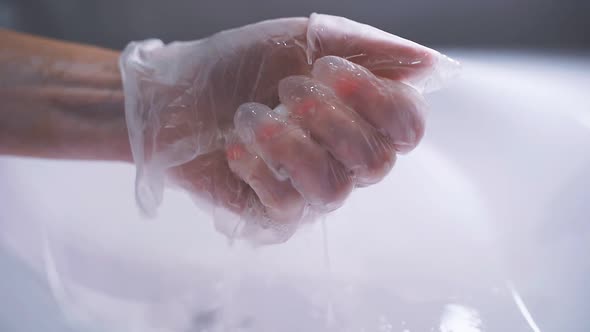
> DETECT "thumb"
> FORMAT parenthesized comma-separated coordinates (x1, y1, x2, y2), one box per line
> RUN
(306, 13, 460, 92)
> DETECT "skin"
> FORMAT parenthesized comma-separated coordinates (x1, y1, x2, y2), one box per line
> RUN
(0, 29, 130, 161)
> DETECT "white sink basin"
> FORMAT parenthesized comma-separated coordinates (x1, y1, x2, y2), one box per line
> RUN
(1, 50, 589, 332)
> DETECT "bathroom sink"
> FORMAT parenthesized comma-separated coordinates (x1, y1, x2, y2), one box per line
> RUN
(1, 50, 588, 332)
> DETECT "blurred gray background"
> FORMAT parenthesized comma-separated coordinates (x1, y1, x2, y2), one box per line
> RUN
(1, 0, 588, 50)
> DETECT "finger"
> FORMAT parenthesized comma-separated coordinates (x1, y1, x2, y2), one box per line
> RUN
(306, 13, 460, 90)
(226, 141, 306, 222)
(278, 76, 396, 186)
(168, 151, 301, 243)
(168, 150, 261, 217)
(311, 56, 427, 153)
(234, 102, 353, 211)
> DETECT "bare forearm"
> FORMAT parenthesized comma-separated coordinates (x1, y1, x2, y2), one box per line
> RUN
(0, 29, 131, 161)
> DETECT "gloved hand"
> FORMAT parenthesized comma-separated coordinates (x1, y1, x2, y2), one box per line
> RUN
(120, 13, 458, 243)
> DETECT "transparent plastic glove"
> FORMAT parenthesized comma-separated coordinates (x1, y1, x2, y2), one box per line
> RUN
(120, 13, 459, 243)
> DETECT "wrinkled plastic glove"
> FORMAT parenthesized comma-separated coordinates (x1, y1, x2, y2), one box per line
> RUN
(120, 13, 459, 243)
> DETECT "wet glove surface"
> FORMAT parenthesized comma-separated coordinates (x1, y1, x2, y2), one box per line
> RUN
(120, 13, 459, 243)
